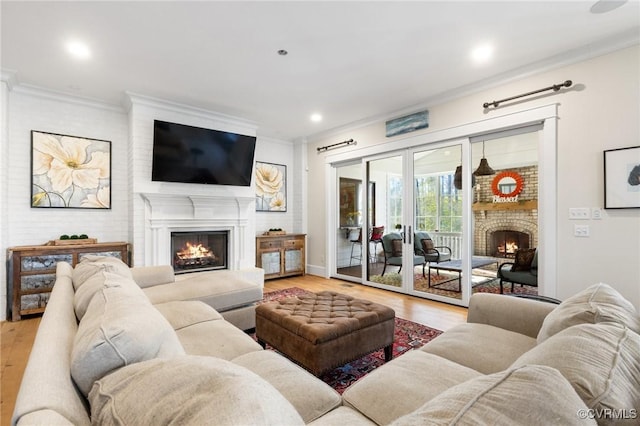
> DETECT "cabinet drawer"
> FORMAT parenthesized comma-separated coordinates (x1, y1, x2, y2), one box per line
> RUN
(21, 254, 73, 272)
(283, 239, 304, 249)
(259, 240, 283, 249)
(21, 292, 50, 311)
(21, 273, 56, 291)
(78, 251, 123, 262)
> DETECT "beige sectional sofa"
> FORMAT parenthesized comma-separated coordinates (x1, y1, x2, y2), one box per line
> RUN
(12, 255, 640, 425)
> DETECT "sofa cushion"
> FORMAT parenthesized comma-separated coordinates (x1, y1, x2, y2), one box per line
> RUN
(390, 365, 596, 426)
(153, 300, 223, 330)
(537, 283, 640, 343)
(174, 319, 263, 360)
(307, 406, 377, 426)
(89, 356, 305, 426)
(512, 323, 640, 424)
(232, 350, 341, 423)
(421, 322, 537, 374)
(71, 255, 132, 290)
(130, 264, 175, 288)
(73, 271, 146, 321)
(144, 270, 263, 312)
(342, 351, 481, 425)
(71, 283, 185, 395)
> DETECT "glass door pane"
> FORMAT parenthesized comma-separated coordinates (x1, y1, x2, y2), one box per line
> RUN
(411, 144, 466, 304)
(470, 131, 539, 297)
(366, 154, 408, 291)
(335, 163, 364, 280)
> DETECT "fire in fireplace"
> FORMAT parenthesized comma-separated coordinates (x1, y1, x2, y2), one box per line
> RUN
(490, 230, 530, 258)
(171, 231, 228, 273)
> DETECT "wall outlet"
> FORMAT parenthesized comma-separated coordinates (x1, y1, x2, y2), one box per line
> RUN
(569, 208, 590, 220)
(574, 224, 590, 237)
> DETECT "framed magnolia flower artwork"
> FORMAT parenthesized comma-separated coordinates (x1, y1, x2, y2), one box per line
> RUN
(255, 161, 286, 212)
(31, 130, 111, 209)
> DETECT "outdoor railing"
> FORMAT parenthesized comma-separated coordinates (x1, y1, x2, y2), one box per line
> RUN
(429, 231, 463, 259)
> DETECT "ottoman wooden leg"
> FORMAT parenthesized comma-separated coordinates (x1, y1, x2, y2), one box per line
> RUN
(384, 344, 393, 362)
(257, 338, 267, 349)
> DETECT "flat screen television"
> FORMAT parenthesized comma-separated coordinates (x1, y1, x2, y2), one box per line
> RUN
(151, 120, 256, 186)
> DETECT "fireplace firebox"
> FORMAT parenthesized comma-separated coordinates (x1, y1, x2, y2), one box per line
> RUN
(171, 231, 228, 274)
(490, 230, 530, 258)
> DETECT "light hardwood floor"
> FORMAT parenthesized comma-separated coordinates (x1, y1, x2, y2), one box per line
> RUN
(0, 274, 467, 426)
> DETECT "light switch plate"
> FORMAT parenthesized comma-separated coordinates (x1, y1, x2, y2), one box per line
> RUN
(592, 208, 604, 220)
(569, 208, 590, 220)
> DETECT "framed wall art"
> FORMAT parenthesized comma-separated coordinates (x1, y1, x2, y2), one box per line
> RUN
(255, 161, 287, 212)
(31, 130, 112, 209)
(604, 145, 640, 209)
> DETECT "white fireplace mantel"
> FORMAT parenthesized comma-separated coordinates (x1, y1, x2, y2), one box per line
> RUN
(139, 193, 256, 269)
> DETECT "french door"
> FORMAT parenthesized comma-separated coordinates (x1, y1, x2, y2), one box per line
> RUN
(361, 142, 472, 306)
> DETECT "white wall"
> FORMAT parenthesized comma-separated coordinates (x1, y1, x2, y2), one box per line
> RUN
(253, 136, 297, 235)
(0, 88, 299, 320)
(0, 89, 129, 320)
(306, 46, 640, 308)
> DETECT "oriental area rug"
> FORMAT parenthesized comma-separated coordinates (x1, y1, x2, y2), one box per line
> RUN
(256, 287, 443, 394)
(369, 271, 538, 299)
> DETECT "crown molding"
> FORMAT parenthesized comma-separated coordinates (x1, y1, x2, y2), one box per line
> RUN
(124, 92, 258, 133)
(306, 29, 639, 144)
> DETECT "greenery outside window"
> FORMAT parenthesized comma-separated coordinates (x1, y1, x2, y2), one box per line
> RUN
(415, 174, 462, 233)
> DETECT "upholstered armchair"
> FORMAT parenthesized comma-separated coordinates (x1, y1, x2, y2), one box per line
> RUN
(497, 248, 539, 294)
(414, 231, 452, 266)
(381, 232, 426, 276)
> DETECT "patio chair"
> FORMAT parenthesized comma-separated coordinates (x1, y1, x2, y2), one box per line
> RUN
(381, 232, 426, 276)
(414, 231, 452, 273)
(497, 248, 539, 294)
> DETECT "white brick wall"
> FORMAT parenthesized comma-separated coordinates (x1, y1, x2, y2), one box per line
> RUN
(0, 88, 300, 321)
(1, 88, 129, 321)
(254, 136, 297, 236)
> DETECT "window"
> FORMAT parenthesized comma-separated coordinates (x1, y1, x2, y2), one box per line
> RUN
(415, 173, 462, 233)
(387, 175, 403, 232)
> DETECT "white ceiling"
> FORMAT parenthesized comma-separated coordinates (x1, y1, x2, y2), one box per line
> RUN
(2, 1, 639, 141)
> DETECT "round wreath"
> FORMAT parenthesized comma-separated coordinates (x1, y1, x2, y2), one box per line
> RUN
(491, 171, 524, 197)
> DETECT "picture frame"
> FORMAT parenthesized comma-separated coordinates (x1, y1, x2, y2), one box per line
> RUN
(385, 110, 429, 137)
(31, 130, 112, 209)
(339, 177, 376, 227)
(604, 145, 640, 209)
(255, 161, 287, 212)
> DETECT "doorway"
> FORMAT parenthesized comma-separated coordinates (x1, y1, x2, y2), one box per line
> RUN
(326, 105, 558, 304)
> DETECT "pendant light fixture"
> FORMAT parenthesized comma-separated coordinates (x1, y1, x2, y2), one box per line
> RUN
(473, 141, 495, 176)
(453, 165, 476, 190)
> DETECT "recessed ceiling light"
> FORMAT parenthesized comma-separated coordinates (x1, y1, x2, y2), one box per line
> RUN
(590, 0, 627, 13)
(471, 44, 493, 65)
(310, 113, 322, 122)
(277, 49, 288, 56)
(66, 40, 91, 60)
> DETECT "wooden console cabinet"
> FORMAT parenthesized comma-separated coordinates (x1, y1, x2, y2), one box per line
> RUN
(256, 234, 306, 280)
(7, 242, 131, 321)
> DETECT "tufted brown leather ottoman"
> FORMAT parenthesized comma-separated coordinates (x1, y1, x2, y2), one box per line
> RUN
(255, 291, 395, 376)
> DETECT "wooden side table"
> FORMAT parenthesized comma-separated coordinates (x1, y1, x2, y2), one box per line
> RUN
(256, 234, 306, 280)
(7, 242, 131, 321)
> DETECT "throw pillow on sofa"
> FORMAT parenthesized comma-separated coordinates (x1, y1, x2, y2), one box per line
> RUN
(71, 255, 132, 290)
(73, 271, 146, 321)
(512, 322, 640, 425)
(389, 365, 596, 426)
(71, 283, 185, 395)
(537, 283, 640, 343)
(89, 356, 305, 426)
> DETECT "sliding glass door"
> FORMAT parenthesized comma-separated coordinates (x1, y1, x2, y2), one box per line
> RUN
(328, 105, 557, 304)
(410, 144, 468, 304)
